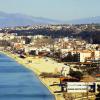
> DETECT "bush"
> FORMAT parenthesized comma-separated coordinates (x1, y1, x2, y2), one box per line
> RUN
(69, 70, 83, 80)
(40, 72, 60, 78)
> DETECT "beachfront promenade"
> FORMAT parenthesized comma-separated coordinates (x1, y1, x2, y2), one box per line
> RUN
(0, 53, 55, 100)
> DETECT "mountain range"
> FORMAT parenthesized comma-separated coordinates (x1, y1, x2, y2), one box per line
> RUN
(68, 16, 100, 24)
(0, 11, 64, 27)
(0, 11, 100, 27)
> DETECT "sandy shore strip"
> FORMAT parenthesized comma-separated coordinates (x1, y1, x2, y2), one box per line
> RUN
(1, 51, 65, 100)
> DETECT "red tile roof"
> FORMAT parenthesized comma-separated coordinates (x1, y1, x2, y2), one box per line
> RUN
(96, 74, 100, 77)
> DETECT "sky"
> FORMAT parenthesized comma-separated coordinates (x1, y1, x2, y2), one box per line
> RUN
(0, 0, 99, 20)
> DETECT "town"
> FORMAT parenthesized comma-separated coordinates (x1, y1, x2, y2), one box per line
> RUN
(0, 24, 100, 100)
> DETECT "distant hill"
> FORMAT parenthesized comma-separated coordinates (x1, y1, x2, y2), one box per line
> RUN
(0, 11, 100, 27)
(0, 11, 64, 27)
(67, 16, 100, 24)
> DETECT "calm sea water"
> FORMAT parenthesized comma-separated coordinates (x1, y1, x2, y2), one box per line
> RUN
(0, 53, 55, 100)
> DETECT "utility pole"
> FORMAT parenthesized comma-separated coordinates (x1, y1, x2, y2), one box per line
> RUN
(87, 82, 89, 100)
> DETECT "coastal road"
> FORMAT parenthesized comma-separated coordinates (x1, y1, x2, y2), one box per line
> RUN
(0, 53, 55, 100)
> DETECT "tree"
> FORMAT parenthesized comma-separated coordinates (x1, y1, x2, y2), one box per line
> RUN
(95, 85, 100, 100)
(73, 53, 79, 62)
(69, 69, 83, 80)
(25, 37, 31, 44)
(29, 50, 36, 55)
(62, 52, 73, 62)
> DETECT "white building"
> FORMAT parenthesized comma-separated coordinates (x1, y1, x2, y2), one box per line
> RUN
(94, 50, 100, 60)
(79, 51, 92, 62)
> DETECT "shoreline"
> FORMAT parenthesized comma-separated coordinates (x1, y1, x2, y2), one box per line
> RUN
(1, 51, 64, 100)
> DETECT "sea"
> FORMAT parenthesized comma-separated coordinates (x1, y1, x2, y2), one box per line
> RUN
(0, 53, 55, 100)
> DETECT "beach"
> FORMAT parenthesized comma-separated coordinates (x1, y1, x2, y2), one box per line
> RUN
(1, 51, 65, 100)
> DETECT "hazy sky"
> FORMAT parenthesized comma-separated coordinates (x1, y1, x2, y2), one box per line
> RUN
(0, 0, 99, 20)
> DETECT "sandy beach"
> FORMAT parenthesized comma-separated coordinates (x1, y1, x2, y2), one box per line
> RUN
(1, 51, 65, 100)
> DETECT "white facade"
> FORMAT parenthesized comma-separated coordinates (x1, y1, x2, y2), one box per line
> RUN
(61, 66, 70, 77)
(80, 52, 91, 62)
(94, 51, 100, 60)
(67, 82, 95, 93)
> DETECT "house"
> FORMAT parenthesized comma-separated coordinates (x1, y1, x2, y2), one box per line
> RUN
(95, 74, 100, 82)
